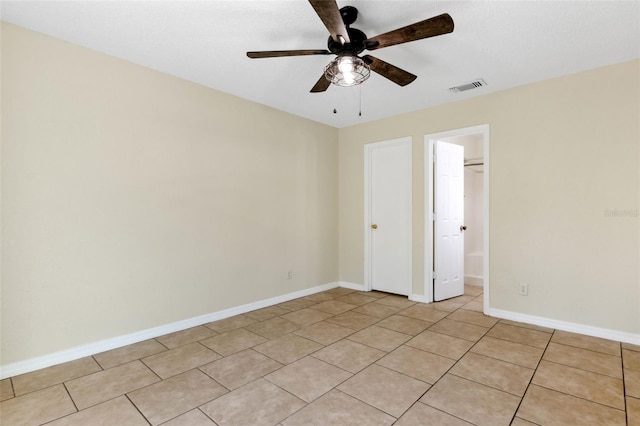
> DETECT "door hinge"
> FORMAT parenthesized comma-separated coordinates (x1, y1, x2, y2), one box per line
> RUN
(432, 271, 437, 280)
(432, 212, 436, 221)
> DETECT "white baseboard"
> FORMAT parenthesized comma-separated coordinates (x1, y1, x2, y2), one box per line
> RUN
(340, 281, 431, 304)
(487, 308, 640, 346)
(464, 275, 484, 286)
(0, 282, 339, 379)
(338, 281, 367, 291)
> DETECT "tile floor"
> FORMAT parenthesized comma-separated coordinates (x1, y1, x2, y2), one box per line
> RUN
(1, 286, 638, 425)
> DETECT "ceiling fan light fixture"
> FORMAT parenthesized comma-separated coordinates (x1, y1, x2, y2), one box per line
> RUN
(324, 54, 370, 87)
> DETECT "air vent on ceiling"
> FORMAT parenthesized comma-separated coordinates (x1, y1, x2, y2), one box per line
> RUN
(449, 78, 487, 93)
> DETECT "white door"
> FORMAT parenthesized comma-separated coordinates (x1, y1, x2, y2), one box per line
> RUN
(365, 138, 412, 296)
(433, 141, 465, 301)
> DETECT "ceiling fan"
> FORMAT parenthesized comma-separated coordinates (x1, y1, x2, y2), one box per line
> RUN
(247, 0, 454, 93)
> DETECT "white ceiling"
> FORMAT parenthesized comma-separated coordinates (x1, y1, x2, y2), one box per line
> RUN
(2, 1, 639, 128)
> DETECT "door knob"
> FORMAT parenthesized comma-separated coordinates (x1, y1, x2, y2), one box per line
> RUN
(371, 224, 378, 229)
(460, 225, 467, 231)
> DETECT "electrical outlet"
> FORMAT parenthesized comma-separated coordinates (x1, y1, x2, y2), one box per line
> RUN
(519, 283, 528, 296)
(286, 270, 293, 280)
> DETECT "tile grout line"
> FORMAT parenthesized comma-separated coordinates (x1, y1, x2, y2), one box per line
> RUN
(193, 313, 360, 425)
(123, 393, 153, 426)
(3, 288, 632, 425)
(9, 377, 15, 400)
(195, 406, 216, 425)
(217, 292, 459, 424)
(622, 345, 628, 426)
(90, 354, 106, 371)
(547, 340, 624, 358)
(398, 291, 496, 425)
(0, 293, 487, 402)
(510, 327, 555, 424)
(528, 380, 628, 413)
(539, 355, 624, 380)
(52, 381, 81, 424)
(416, 291, 513, 421)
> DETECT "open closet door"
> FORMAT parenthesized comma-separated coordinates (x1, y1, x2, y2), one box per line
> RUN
(433, 140, 465, 301)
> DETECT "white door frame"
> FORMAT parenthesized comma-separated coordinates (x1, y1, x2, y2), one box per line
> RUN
(364, 137, 412, 293)
(424, 125, 490, 312)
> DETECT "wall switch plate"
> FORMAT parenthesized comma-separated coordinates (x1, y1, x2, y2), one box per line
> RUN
(286, 270, 293, 280)
(519, 283, 528, 296)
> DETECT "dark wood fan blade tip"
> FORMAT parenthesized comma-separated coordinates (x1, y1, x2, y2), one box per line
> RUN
(365, 13, 454, 51)
(399, 75, 417, 86)
(310, 74, 331, 93)
(247, 50, 331, 59)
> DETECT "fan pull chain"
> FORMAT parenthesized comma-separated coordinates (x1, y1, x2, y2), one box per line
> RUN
(330, 85, 365, 117)
(333, 85, 337, 114)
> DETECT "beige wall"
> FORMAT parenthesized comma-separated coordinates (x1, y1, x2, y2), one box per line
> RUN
(1, 23, 339, 365)
(339, 60, 640, 334)
(2, 21, 638, 369)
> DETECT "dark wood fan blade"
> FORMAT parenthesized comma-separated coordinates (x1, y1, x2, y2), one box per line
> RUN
(365, 13, 454, 50)
(362, 55, 417, 86)
(309, 0, 351, 44)
(310, 74, 331, 93)
(247, 49, 331, 59)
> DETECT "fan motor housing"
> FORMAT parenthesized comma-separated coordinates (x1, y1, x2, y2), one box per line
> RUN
(327, 27, 367, 54)
(326, 6, 367, 55)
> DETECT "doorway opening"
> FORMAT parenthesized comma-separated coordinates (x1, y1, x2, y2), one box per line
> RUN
(424, 125, 489, 311)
